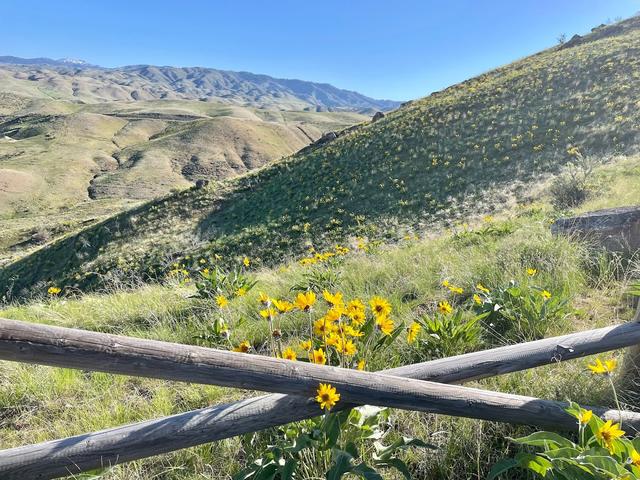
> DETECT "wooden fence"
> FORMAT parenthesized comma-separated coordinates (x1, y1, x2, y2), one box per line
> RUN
(1, 316, 639, 479)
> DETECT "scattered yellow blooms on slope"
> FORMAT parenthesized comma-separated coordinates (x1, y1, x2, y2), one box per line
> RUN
(442, 281, 464, 294)
(588, 357, 617, 375)
(316, 383, 340, 410)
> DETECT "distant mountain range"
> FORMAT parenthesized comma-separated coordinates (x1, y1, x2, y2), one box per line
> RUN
(0, 56, 400, 112)
(0, 55, 93, 67)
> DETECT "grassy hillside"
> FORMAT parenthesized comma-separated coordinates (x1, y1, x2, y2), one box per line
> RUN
(1, 153, 639, 478)
(0, 99, 366, 266)
(3, 17, 639, 298)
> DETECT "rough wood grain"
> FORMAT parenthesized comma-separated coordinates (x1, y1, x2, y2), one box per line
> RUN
(1, 318, 640, 478)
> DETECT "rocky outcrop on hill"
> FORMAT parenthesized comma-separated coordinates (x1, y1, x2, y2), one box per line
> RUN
(551, 206, 640, 254)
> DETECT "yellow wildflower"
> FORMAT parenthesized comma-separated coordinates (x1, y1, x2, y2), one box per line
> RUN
(370, 296, 392, 318)
(300, 339, 312, 351)
(235, 287, 247, 297)
(316, 383, 340, 410)
(588, 357, 617, 375)
(295, 291, 317, 311)
(407, 322, 421, 344)
(541, 290, 552, 300)
(243, 257, 250, 267)
(577, 409, 593, 425)
(259, 308, 278, 319)
(323, 290, 344, 306)
(312, 318, 329, 336)
(342, 324, 363, 337)
(233, 340, 251, 353)
(357, 359, 366, 371)
(473, 293, 482, 305)
(258, 292, 270, 304)
(216, 295, 229, 308)
(281, 347, 297, 361)
(595, 420, 625, 452)
(630, 449, 640, 468)
(376, 315, 395, 336)
(527, 268, 537, 276)
(330, 304, 348, 320)
(325, 332, 341, 347)
(476, 283, 490, 293)
(438, 300, 453, 315)
(311, 348, 327, 365)
(349, 309, 366, 326)
(336, 338, 357, 356)
(346, 299, 365, 314)
(272, 299, 294, 313)
(47, 286, 61, 295)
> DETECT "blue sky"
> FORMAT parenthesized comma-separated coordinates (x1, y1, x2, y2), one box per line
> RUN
(1, 0, 638, 100)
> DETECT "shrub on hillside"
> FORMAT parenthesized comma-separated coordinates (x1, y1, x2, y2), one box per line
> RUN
(550, 150, 603, 210)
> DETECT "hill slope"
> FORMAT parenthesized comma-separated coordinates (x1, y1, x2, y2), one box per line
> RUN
(0, 100, 366, 263)
(0, 59, 400, 111)
(3, 17, 640, 297)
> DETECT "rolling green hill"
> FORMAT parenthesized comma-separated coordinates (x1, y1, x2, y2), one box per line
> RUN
(3, 17, 640, 298)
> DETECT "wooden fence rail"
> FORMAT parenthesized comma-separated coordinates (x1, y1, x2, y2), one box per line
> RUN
(0, 318, 639, 478)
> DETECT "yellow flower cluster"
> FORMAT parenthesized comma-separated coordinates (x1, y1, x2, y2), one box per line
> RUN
(299, 245, 350, 266)
(442, 280, 464, 295)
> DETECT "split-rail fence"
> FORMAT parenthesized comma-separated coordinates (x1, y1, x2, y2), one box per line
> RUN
(0, 315, 639, 479)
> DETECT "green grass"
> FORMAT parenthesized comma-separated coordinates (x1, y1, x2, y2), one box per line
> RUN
(1, 187, 638, 478)
(4, 17, 640, 297)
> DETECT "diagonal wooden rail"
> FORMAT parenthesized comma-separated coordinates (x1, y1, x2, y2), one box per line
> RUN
(1, 318, 640, 478)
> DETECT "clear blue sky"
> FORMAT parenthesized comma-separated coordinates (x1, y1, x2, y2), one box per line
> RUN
(1, 0, 638, 100)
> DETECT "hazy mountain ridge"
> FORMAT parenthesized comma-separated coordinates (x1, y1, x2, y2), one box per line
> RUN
(0, 56, 400, 111)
